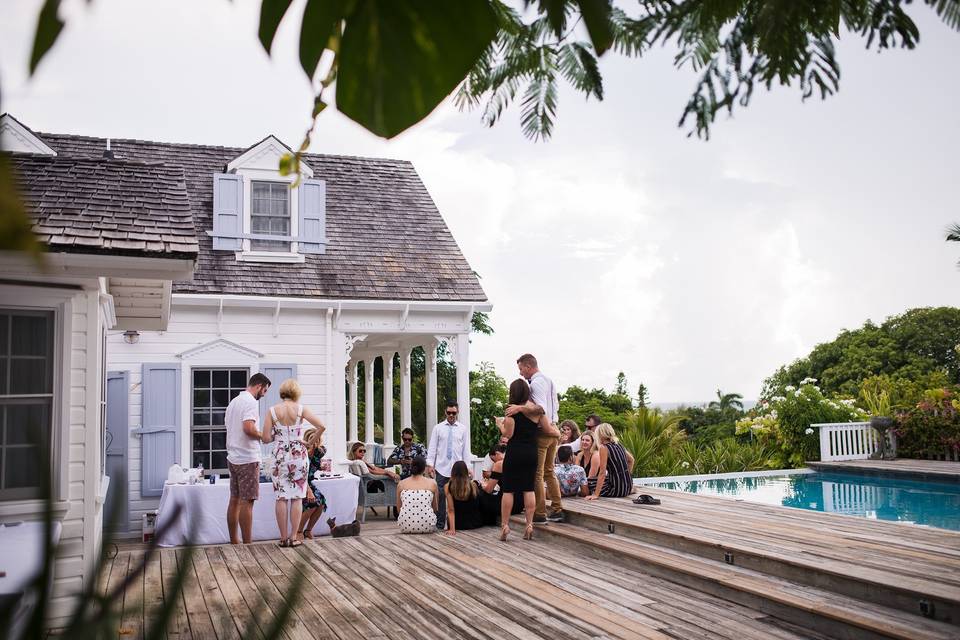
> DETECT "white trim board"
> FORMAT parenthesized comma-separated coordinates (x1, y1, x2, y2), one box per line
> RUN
(635, 468, 815, 484)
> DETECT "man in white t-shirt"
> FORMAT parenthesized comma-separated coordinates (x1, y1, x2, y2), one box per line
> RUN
(225, 372, 271, 544)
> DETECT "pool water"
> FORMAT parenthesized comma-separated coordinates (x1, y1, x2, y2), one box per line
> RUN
(648, 472, 960, 531)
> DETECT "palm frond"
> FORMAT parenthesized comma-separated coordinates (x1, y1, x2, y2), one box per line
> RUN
(946, 223, 960, 242)
(926, 0, 960, 30)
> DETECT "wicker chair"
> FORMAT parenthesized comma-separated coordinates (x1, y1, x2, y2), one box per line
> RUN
(349, 460, 398, 523)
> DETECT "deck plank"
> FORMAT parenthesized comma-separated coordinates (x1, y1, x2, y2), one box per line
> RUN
(158, 548, 190, 640)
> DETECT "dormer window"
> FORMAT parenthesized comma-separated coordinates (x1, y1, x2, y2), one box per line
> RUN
(250, 181, 291, 252)
(210, 135, 327, 263)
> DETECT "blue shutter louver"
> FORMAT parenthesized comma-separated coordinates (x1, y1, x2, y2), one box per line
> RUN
(298, 178, 326, 254)
(213, 173, 243, 251)
(138, 363, 181, 498)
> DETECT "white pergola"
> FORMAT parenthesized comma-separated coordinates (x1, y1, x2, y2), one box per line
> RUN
(329, 301, 489, 470)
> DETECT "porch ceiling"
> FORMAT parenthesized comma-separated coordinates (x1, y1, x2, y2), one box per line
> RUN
(108, 277, 171, 331)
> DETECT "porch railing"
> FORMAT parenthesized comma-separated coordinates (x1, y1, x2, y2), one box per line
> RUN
(811, 421, 896, 462)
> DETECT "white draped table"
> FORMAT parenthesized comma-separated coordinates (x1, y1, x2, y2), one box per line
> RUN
(155, 475, 360, 547)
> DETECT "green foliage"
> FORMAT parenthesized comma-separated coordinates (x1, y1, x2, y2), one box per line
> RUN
(740, 380, 865, 467)
(469, 361, 509, 453)
(636, 383, 649, 409)
(895, 388, 960, 458)
(860, 377, 892, 417)
(678, 438, 779, 475)
(619, 408, 687, 477)
(558, 384, 629, 430)
(763, 307, 960, 399)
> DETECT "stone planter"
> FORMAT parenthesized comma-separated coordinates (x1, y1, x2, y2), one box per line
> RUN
(869, 416, 896, 460)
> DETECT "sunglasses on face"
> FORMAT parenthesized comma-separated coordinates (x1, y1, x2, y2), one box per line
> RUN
(357, 449, 366, 454)
(402, 437, 413, 442)
(446, 411, 458, 416)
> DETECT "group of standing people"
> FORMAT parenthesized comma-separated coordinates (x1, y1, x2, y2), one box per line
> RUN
(221, 353, 636, 546)
(224, 373, 328, 547)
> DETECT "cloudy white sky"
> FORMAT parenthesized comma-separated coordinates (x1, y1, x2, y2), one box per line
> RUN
(3, 1, 958, 403)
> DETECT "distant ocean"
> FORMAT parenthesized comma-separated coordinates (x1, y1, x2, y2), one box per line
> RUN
(652, 401, 758, 412)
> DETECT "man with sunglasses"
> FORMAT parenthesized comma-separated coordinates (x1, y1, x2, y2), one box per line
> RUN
(387, 428, 427, 479)
(426, 401, 471, 531)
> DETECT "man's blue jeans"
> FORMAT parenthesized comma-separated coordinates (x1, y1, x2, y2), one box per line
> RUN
(435, 473, 449, 530)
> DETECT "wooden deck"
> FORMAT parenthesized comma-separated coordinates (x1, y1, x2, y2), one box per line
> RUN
(807, 458, 960, 481)
(98, 527, 838, 640)
(92, 491, 960, 640)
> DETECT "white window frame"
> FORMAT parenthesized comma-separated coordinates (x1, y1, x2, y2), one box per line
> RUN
(0, 284, 74, 517)
(189, 366, 250, 475)
(233, 168, 305, 264)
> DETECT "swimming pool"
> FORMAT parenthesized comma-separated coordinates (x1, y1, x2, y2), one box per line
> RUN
(641, 469, 960, 531)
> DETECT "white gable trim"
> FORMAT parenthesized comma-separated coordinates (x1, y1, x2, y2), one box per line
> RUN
(0, 114, 57, 156)
(176, 338, 264, 360)
(225, 135, 313, 177)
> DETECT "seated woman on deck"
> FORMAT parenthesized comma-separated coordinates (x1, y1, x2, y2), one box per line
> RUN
(444, 461, 484, 536)
(396, 456, 438, 534)
(478, 442, 523, 526)
(586, 423, 635, 500)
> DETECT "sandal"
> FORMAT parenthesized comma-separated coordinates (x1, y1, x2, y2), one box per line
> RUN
(632, 494, 661, 505)
(290, 539, 303, 548)
(278, 539, 290, 548)
(499, 525, 509, 542)
(523, 524, 534, 540)
(303, 531, 314, 540)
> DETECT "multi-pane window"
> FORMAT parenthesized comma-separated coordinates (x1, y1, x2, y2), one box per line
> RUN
(251, 181, 290, 252)
(191, 368, 247, 474)
(0, 310, 54, 500)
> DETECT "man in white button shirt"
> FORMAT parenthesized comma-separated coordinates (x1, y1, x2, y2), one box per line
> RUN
(509, 353, 564, 523)
(225, 372, 271, 544)
(426, 401, 471, 531)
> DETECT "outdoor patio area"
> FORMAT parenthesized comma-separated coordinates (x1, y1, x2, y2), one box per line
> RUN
(94, 490, 960, 640)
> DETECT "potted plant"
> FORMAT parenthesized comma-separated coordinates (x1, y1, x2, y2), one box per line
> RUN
(861, 379, 895, 460)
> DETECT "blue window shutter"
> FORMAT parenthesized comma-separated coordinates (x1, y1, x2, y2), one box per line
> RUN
(258, 364, 297, 458)
(298, 179, 326, 254)
(213, 173, 243, 251)
(139, 363, 181, 498)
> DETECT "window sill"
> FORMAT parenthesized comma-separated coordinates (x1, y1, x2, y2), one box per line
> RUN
(0, 499, 70, 520)
(234, 251, 306, 264)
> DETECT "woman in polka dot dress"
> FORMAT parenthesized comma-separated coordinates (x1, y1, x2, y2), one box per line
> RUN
(396, 456, 438, 534)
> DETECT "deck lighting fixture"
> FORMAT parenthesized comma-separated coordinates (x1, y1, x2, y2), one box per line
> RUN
(123, 330, 140, 344)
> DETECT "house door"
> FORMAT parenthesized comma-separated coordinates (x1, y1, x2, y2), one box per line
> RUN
(105, 371, 129, 532)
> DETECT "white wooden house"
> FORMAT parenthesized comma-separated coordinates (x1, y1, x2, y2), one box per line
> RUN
(22, 125, 490, 539)
(0, 113, 197, 624)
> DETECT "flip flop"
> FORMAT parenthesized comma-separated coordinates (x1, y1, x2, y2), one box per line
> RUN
(290, 539, 303, 548)
(633, 494, 661, 505)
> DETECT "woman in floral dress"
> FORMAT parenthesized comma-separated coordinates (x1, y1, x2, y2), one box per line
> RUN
(261, 379, 326, 547)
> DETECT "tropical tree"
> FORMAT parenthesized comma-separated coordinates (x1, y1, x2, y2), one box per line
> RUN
(708, 389, 744, 413)
(618, 408, 687, 477)
(947, 223, 960, 268)
(636, 383, 650, 409)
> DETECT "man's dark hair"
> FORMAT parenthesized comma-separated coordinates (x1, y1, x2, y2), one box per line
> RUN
(248, 373, 271, 388)
(488, 442, 507, 457)
(410, 456, 427, 476)
(557, 445, 573, 463)
(586, 414, 601, 427)
(445, 400, 459, 409)
(401, 427, 415, 437)
(516, 353, 538, 368)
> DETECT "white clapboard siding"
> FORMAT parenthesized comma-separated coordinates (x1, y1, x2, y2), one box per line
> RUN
(107, 304, 329, 536)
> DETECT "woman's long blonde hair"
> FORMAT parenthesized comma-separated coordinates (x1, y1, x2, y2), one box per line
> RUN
(594, 422, 618, 444)
(579, 431, 598, 456)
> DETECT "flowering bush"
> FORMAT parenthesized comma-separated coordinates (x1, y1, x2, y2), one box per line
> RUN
(895, 388, 960, 458)
(737, 380, 865, 467)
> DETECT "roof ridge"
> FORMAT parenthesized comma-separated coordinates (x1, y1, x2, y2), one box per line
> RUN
(38, 130, 414, 166)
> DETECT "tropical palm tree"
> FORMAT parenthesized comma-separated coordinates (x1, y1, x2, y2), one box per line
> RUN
(618, 408, 687, 478)
(947, 223, 960, 268)
(708, 389, 744, 413)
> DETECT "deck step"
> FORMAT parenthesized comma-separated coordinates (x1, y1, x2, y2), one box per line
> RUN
(516, 517, 960, 640)
(560, 500, 960, 625)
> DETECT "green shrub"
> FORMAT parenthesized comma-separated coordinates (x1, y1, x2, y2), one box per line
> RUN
(895, 389, 960, 458)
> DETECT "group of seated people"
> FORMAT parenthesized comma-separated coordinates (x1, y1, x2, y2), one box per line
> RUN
(369, 417, 635, 536)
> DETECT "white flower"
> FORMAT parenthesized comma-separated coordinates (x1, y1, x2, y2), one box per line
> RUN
(483, 418, 490, 426)
(681, 461, 690, 468)
(471, 397, 482, 405)
(785, 385, 796, 392)
(772, 396, 786, 403)
(495, 400, 503, 408)
(770, 410, 778, 418)
(804, 427, 814, 435)
(800, 377, 818, 385)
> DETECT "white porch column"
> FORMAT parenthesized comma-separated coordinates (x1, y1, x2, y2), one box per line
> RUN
(348, 360, 358, 443)
(454, 333, 472, 457)
(364, 357, 375, 447)
(400, 348, 412, 432)
(382, 352, 395, 449)
(425, 341, 438, 444)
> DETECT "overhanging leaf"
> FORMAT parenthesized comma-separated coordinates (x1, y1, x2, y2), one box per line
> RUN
(576, 0, 614, 54)
(336, 0, 498, 138)
(0, 155, 42, 258)
(30, 0, 64, 76)
(259, 0, 295, 54)
(299, 0, 351, 79)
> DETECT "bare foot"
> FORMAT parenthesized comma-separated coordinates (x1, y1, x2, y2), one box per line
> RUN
(303, 531, 314, 540)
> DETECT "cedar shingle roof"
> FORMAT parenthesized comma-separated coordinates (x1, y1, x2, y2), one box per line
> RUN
(10, 154, 198, 258)
(31, 132, 487, 302)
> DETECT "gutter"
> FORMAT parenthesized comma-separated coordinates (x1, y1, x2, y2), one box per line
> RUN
(173, 293, 492, 313)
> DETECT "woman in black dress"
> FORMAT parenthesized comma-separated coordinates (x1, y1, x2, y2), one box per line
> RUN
(498, 378, 539, 541)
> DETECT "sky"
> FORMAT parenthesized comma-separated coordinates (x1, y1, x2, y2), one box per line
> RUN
(2, 1, 959, 403)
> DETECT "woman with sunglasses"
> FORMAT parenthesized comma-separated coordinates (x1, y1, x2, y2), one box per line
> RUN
(348, 442, 400, 495)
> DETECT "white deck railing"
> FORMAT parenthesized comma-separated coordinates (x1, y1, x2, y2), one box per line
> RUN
(811, 421, 896, 462)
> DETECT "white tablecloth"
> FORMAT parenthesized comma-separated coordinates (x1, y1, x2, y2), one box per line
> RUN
(0, 521, 63, 640)
(155, 475, 360, 547)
